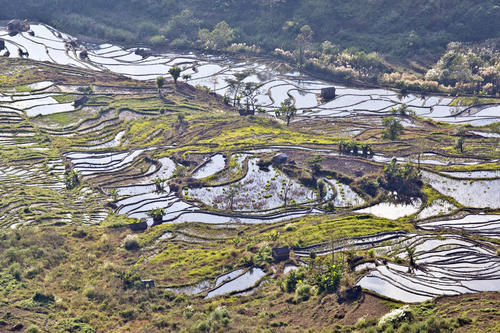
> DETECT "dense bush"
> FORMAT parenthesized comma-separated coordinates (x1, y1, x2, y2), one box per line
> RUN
(380, 158, 423, 201)
(284, 268, 306, 292)
(123, 235, 140, 251)
(312, 263, 343, 294)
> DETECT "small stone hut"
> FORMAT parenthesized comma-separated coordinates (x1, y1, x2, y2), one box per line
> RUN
(272, 246, 290, 261)
(321, 87, 336, 101)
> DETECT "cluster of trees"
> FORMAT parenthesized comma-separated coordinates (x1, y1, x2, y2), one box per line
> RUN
(338, 141, 373, 157)
(3, 0, 500, 60)
(2, 1, 499, 93)
(283, 261, 343, 303)
(379, 158, 423, 202)
(425, 42, 500, 95)
(382, 117, 404, 141)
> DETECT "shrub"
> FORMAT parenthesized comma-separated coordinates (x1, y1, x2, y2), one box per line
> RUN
(56, 318, 96, 333)
(123, 235, 140, 251)
(71, 228, 87, 238)
(119, 307, 136, 321)
(83, 286, 97, 300)
(32, 291, 55, 304)
(313, 263, 343, 294)
(183, 305, 194, 319)
(253, 245, 272, 265)
(25, 265, 42, 279)
(170, 38, 191, 49)
(9, 262, 22, 281)
(25, 325, 41, 333)
(284, 268, 306, 292)
(195, 306, 230, 332)
(295, 282, 312, 303)
(117, 270, 141, 289)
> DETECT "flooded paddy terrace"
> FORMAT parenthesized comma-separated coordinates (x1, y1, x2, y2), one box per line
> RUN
(1, 23, 499, 304)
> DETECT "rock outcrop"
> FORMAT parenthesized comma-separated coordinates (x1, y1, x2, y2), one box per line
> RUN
(7, 19, 30, 36)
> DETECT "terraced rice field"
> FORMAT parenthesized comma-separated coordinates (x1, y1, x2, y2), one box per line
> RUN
(1, 23, 499, 304)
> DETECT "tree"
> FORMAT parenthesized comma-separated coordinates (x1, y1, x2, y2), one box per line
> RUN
(210, 75, 218, 94)
(281, 180, 293, 207)
(168, 66, 181, 85)
(64, 169, 79, 190)
(199, 21, 234, 50)
(153, 177, 167, 192)
(382, 158, 422, 202)
(317, 179, 327, 203)
(455, 137, 464, 153)
(382, 116, 403, 140)
(211, 21, 234, 48)
(163, 9, 200, 40)
(224, 183, 241, 210)
(156, 76, 165, 93)
(147, 208, 165, 224)
(307, 155, 323, 179)
(175, 113, 188, 131)
(240, 82, 261, 113)
(295, 25, 313, 68)
(225, 70, 252, 106)
(275, 98, 297, 126)
(406, 246, 417, 269)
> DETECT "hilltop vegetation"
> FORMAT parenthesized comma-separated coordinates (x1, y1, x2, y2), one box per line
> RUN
(1, 0, 499, 58)
(2, 1, 500, 94)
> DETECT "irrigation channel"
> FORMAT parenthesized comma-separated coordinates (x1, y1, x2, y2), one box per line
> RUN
(1, 23, 499, 302)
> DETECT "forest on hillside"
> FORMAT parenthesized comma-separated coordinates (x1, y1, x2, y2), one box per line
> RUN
(1, 0, 500, 59)
(1, 1, 500, 95)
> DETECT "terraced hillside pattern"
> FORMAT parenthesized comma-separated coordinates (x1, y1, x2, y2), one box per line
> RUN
(0, 23, 499, 333)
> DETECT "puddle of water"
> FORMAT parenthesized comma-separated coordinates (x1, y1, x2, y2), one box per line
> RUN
(417, 199, 456, 220)
(441, 170, 500, 179)
(206, 268, 266, 298)
(354, 262, 376, 272)
(356, 200, 421, 220)
(193, 154, 226, 179)
(324, 178, 364, 207)
(422, 171, 500, 209)
(357, 275, 432, 303)
(419, 214, 500, 238)
(26, 102, 75, 117)
(215, 269, 245, 286)
(189, 158, 315, 211)
(166, 280, 212, 295)
(86, 131, 125, 149)
(355, 232, 500, 303)
(283, 265, 298, 274)
(470, 131, 500, 138)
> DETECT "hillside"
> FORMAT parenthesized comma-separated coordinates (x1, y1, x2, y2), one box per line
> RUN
(0, 10, 499, 333)
(1, 0, 500, 59)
